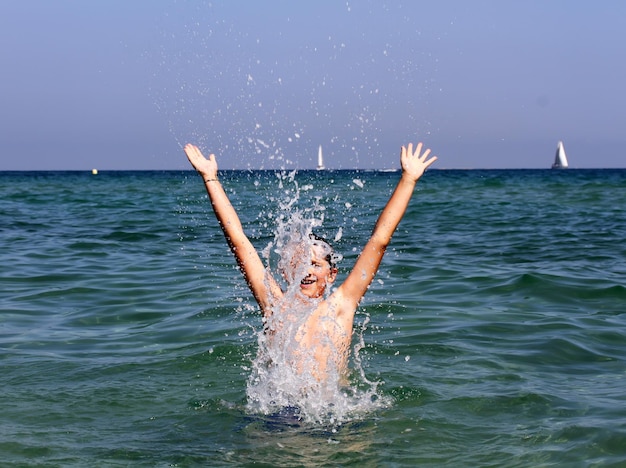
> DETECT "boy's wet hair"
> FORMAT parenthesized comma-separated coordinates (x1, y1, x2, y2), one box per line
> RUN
(309, 233, 338, 269)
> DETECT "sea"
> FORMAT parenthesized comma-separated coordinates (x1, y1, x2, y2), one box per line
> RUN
(1, 168, 625, 467)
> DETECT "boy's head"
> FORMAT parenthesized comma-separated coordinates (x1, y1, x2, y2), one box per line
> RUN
(292, 233, 338, 298)
(308, 233, 337, 270)
(279, 232, 339, 298)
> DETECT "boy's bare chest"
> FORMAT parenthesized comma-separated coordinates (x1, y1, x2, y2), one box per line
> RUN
(270, 298, 350, 348)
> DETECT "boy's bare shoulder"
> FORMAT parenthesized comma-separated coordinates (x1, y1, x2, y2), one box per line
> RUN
(327, 287, 358, 320)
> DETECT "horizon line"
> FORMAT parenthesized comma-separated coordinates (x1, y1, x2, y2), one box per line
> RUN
(1, 167, 625, 172)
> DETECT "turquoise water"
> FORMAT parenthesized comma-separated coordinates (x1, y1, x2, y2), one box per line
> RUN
(1, 168, 625, 466)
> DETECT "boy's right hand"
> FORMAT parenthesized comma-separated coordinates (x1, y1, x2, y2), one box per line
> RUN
(184, 144, 218, 180)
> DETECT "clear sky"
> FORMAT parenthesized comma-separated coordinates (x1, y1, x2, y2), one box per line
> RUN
(1, 1, 625, 170)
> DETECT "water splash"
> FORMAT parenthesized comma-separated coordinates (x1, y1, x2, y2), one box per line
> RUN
(245, 171, 390, 425)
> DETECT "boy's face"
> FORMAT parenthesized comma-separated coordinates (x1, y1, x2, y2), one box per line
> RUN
(298, 244, 337, 298)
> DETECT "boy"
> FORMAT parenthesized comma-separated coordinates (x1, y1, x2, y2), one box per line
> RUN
(184, 142, 437, 385)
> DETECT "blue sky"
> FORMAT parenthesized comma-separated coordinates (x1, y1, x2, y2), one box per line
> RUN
(1, 1, 624, 170)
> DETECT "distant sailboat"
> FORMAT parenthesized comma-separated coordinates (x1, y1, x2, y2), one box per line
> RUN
(551, 141, 569, 169)
(316, 145, 325, 170)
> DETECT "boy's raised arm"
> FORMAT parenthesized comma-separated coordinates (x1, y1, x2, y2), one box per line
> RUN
(184, 144, 280, 314)
(337, 142, 437, 310)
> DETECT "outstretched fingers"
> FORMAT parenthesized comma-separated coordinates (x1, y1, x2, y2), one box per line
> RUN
(183, 143, 218, 177)
(401, 141, 438, 180)
(183, 143, 202, 164)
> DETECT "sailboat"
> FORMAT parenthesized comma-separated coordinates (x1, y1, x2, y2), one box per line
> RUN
(551, 141, 569, 169)
(316, 145, 325, 170)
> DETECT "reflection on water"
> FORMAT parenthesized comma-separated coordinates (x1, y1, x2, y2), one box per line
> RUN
(238, 412, 379, 467)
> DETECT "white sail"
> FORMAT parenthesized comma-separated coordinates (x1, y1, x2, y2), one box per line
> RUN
(551, 141, 569, 169)
(317, 145, 325, 170)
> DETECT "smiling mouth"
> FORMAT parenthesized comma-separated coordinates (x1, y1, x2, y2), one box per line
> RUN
(300, 277, 315, 286)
